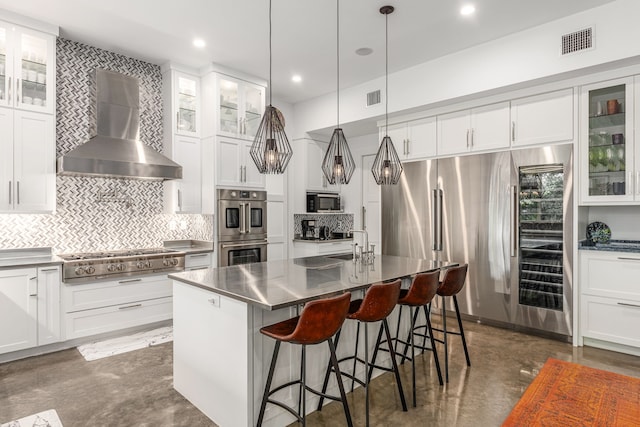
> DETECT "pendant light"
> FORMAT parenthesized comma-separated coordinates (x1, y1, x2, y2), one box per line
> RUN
(371, 5, 403, 185)
(250, 0, 292, 174)
(321, 0, 355, 185)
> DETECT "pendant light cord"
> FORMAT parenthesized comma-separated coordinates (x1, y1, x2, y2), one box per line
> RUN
(269, 0, 272, 106)
(385, 11, 388, 137)
(337, 0, 340, 129)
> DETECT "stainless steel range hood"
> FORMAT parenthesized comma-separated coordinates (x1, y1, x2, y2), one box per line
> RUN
(57, 69, 182, 180)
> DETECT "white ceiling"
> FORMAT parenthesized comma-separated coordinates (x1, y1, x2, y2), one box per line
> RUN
(0, 0, 615, 104)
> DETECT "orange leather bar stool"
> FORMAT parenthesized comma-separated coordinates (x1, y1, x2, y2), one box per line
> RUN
(391, 271, 443, 406)
(317, 280, 407, 426)
(256, 292, 353, 427)
(432, 264, 470, 382)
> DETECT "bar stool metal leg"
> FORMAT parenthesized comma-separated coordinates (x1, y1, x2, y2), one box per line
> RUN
(454, 295, 471, 367)
(257, 341, 281, 426)
(327, 339, 353, 427)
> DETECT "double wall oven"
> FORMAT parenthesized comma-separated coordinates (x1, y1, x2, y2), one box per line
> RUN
(217, 189, 267, 267)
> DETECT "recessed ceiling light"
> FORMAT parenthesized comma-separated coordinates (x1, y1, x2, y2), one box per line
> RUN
(193, 38, 206, 48)
(460, 4, 475, 16)
(355, 47, 373, 56)
(291, 75, 302, 83)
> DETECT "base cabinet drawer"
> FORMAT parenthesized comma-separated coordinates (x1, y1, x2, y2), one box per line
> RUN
(65, 297, 173, 340)
(185, 252, 213, 270)
(581, 295, 640, 348)
(63, 275, 172, 312)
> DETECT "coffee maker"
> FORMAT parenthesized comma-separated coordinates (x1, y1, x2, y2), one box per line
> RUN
(301, 219, 317, 239)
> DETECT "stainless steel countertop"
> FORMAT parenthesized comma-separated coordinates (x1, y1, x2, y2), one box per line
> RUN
(163, 240, 214, 255)
(170, 255, 457, 311)
(0, 248, 63, 269)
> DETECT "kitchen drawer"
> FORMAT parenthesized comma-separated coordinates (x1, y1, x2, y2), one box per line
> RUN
(316, 242, 353, 255)
(185, 252, 213, 270)
(63, 274, 172, 313)
(65, 296, 172, 340)
(580, 251, 640, 300)
(581, 295, 640, 348)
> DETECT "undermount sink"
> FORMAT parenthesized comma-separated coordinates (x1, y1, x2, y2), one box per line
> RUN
(326, 253, 354, 260)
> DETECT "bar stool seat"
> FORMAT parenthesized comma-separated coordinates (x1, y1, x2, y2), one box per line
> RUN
(257, 292, 353, 427)
(318, 280, 407, 426)
(431, 264, 470, 383)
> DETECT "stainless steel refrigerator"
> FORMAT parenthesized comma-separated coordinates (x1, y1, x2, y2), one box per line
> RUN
(381, 145, 573, 337)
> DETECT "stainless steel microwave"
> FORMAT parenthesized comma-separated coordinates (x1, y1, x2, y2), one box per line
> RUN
(306, 192, 342, 213)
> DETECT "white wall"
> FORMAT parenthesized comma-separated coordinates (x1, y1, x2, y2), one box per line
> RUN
(294, 0, 640, 137)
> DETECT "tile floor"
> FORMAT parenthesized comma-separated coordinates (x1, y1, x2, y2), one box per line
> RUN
(1, 320, 638, 427)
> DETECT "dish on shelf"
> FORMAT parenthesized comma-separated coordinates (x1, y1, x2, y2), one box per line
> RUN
(586, 221, 611, 244)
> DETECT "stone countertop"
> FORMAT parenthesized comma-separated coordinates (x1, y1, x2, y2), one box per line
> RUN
(292, 238, 354, 244)
(163, 240, 214, 254)
(579, 239, 640, 253)
(170, 254, 457, 311)
(0, 248, 63, 268)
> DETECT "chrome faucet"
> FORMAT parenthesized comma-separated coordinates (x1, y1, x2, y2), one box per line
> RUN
(350, 229, 374, 264)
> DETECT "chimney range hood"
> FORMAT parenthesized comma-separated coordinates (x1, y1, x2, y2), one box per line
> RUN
(57, 69, 182, 180)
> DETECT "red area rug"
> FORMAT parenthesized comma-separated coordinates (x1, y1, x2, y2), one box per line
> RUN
(503, 358, 640, 426)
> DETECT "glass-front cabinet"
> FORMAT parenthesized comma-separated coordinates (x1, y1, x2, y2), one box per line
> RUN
(0, 21, 55, 114)
(174, 72, 199, 136)
(580, 77, 635, 203)
(217, 75, 265, 140)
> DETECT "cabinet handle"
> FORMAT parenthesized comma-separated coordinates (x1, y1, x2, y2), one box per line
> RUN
(177, 189, 182, 211)
(118, 278, 142, 284)
(636, 172, 640, 196)
(8, 181, 11, 205)
(16, 181, 19, 205)
(119, 303, 142, 310)
(7, 76, 11, 102)
(471, 128, 475, 147)
(617, 257, 640, 261)
(189, 253, 209, 258)
(29, 276, 37, 297)
(406, 139, 410, 155)
(189, 266, 209, 271)
(40, 268, 58, 272)
(466, 129, 470, 148)
(403, 139, 407, 155)
(512, 121, 516, 142)
(618, 302, 640, 308)
(16, 78, 20, 103)
(176, 111, 179, 132)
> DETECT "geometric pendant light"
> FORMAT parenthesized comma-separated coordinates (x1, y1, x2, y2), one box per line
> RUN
(250, 0, 293, 174)
(321, 0, 356, 185)
(371, 5, 403, 185)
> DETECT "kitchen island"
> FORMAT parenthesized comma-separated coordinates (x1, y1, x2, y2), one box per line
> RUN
(169, 255, 456, 427)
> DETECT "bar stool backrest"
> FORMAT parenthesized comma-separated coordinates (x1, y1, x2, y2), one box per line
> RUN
(350, 279, 401, 322)
(290, 292, 351, 345)
(437, 264, 469, 297)
(400, 271, 439, 306)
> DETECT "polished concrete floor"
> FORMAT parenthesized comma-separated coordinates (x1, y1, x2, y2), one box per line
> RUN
(1, 320, 639, 427)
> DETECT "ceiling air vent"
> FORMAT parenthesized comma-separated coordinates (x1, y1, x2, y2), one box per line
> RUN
(561, 27, 593, 55)
(366, 89, 381, 107)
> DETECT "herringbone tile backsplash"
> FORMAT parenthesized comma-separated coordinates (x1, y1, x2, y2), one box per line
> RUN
(0, 38, 213, 253)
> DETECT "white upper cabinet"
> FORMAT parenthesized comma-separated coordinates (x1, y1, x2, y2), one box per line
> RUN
(304, 140, 339, 192)
(217, 75, 265, 140)
(0, 21, 55, 115)
(164, 135, 202, 213)
(579, 77, 635, 204)
(0, 108, 55, 212)
(173, 72, 200, 137)
(511, 88, 574, 147)
(437, 102, 510, 157)
(385, 116, 436, 161)
(216, 138, 265, 189)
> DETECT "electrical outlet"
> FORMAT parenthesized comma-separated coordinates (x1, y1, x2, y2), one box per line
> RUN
(337, 220, 343, 228)
(208, 295, 220, 307)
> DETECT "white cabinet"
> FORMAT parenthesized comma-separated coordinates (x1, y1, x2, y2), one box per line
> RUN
(579, 78, 635, 204)
(579, 250, 640, 353)
(37, 266, 61, 346)
(0, 104, 55, 212)
(216, 138, 265, 188)
(292, 241, 352, 258)
(0, 265, 61, 354)
(385, 116, 436, 161)
(303, 139, 340, 191)
(510, 88, 574, 147)
(172, 71, 200, 137)
(185, 252, 213, 271)
(437, 102, 510, 156)
(217, 75, 265, 140)
(0, 268, 37, 353)
(0, 21, 56, 114)
(63, 274, 173, 340)
(164, 135, 202, 213)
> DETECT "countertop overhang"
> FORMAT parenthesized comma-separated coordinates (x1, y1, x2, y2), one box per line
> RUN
(170, 254, 457, 311)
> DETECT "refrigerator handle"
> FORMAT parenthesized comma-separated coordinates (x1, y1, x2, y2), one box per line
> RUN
(510, 185, 518, 257)
(432, 188, 443, 251)
(362, 206, 367, 230)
